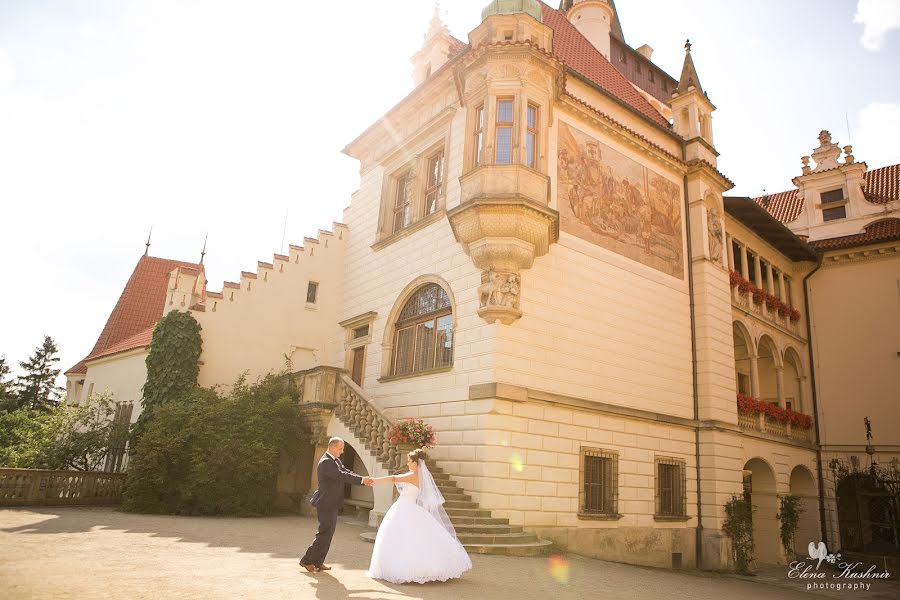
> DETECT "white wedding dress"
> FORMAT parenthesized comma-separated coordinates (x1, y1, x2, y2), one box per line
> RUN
(367, 482, 472, 584)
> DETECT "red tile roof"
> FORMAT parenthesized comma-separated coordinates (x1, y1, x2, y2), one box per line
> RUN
(752, 163, 900, 224)
(86, 327, 155, 363)
(66, 255, 201, 375)
(810, 218, 900, 251)
(540, 2, 670, 128)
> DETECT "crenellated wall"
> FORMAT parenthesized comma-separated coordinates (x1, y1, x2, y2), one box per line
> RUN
(165, 225, 349, 388)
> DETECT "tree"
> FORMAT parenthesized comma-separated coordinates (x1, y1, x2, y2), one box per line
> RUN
(0, 393, 123, 471)
(16, 335, 64, 410)
(0, 355, 16, 411)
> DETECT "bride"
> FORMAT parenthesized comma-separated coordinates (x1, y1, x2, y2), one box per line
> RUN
(366, 448, 472, 584)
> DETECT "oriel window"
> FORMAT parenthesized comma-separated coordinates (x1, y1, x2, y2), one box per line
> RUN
(473, 104, 485, 166)
(526, 103, 538, 169)
(495, 98, 514, 165)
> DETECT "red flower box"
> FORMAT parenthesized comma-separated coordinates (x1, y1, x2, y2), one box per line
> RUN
(729, 271, 742, 289)
(752, 287, 766, 305)
(790, 309, 801, 322)
(388, 418, 436, 449)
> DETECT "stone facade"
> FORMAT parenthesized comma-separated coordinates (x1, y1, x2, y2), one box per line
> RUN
(66, 1, 899, 571)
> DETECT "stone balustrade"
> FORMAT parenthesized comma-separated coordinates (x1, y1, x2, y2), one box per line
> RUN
(0, 469, 126, 507)
(736, 406, 813, 444)
(731, 286, 801, 335)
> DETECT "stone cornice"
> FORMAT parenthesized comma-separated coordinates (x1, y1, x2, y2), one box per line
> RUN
(469, 382, 818, 451)
(559, 93, 686, 176)
(819, 242, 900, 267)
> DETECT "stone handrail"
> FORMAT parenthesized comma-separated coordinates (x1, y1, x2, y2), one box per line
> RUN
(0, 468, 126, 506)
(335, 375, 404, 471)
(292, 366, 403, 471)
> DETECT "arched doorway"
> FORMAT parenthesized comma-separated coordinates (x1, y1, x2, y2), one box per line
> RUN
(783, 348, 804, 414)
(789, 466, 820, 556)
(733, 321, 753, 396)
(744, 458, 780, 564)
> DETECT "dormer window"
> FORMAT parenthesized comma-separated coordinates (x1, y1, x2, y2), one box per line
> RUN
(820, 188, 847, 221)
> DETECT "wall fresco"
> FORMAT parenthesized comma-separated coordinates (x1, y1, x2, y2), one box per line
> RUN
(557, 121, 684, 278)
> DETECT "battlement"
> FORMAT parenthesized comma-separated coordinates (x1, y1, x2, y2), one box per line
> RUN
(164, 222, 349, 318)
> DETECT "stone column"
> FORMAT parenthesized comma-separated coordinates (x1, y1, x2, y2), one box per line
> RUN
(726, 235, 735, 271)
(753, 254, 762, 288)
(778, 272, 786, 300)
(749, 356, 760, 398)
(740, 245, 749, 279)
(775, 366, 785, 407)
(766, 265, 775, 296)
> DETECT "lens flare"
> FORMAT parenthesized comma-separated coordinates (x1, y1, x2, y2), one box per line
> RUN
(548, 554, 570, 584)
(509, 452, 524, 473)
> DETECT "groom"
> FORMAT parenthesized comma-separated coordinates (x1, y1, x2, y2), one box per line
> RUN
(299, 437, 373, 573)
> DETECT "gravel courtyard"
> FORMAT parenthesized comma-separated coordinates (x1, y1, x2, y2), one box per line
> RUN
(1, 507, 896, 600)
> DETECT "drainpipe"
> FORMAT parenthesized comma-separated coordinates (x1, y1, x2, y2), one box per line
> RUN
(803, 252, 827, 547)
(681, 159, 703, 569)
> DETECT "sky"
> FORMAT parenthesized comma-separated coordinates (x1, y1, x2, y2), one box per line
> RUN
(1, 0, 899, 385)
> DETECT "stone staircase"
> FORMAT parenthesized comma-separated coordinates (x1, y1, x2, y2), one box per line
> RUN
(293, 368, 551, 557)
(360, 459, 552, 556)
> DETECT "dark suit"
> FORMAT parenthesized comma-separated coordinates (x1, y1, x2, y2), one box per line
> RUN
(300, 452, 365, 567)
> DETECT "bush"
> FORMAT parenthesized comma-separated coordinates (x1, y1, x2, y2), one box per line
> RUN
(123, 374, 305, 516)
(723, 495, 755, 575)
(777, 495, 804, 559)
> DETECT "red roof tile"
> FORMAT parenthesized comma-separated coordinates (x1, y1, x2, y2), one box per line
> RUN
(810, 218, 900, 251)
(752, 163, 900, 224)
(65, 255, 201, 375)
(540, 2, 669, 128)
(86, 327, 155, 363)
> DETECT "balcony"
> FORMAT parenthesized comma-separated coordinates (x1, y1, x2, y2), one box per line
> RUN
(730, 272, 802, 336)
(448, 164, 558, 325)
(736, 395, 814, 444)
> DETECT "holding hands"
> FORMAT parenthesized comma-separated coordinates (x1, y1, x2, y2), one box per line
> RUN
(362, 477, 374, 486)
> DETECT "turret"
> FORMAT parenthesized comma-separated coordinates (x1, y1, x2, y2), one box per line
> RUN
(671, 40, 717, 166)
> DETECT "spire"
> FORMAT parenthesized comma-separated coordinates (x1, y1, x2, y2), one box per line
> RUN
(199, 233, 208, 265)
(144, 226, 153, 257)
(426, 1, 448, 39)
(676, 39, 704, 95)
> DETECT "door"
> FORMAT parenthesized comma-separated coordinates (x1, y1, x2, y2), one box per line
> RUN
(351, 346, 365, 386)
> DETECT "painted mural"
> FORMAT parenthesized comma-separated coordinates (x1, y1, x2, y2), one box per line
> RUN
(557, 122, 684, 278)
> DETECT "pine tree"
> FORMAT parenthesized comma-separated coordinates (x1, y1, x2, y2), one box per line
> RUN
(0, 355, 16, 410)
(16, 336, 64, 410)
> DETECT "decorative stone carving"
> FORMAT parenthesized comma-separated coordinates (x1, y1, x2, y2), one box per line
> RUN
(477, 270, 522, 324)
(843, 145, 854, 164)
(811, 130, 841, 171)
(448, 173, 558, 324)
(707, 206, 723, 264)
(801, 156, 811, 175)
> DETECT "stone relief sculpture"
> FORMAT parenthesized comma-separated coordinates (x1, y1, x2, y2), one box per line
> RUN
(557, 122, 684, 278)
(707, 205, 723, 264)
(478, 270, 520, 310)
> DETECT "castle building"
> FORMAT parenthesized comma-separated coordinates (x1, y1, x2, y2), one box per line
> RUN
(66, 0, 900, 569)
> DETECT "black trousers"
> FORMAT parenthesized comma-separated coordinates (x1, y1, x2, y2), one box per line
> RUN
(301, 507, 339, 567)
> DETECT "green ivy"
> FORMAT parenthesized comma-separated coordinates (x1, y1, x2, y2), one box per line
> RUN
(722, 495, 755, 575)
(131, 310, 202, 446)
(776, 494, 804, 559)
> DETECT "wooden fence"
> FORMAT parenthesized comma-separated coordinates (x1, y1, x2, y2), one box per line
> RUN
(0, 468, 126, 507)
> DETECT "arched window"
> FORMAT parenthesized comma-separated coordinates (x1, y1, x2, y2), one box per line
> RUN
(392, 284, 453, 376)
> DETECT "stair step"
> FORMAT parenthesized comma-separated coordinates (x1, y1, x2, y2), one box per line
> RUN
(444, 500, 479, 509)
(448, 516, 510, 525)
(465, 541, 553, 557)
(452, 524, 523, 534)
(359, 532, 552, 557)
(455, 532, 541, 544)
(443, 507, 493, 518)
